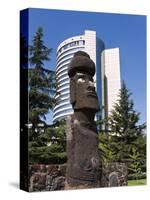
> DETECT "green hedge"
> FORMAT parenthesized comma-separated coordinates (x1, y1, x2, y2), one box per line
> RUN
(29, 146, 67, 164)
(128, 173, 146, 180)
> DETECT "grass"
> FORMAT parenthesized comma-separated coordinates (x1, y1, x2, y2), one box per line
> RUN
(128, 179, 146, 186)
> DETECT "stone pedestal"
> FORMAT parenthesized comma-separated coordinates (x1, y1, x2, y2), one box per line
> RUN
(28, 163, 128, 191)
(29, 164, 66, 192)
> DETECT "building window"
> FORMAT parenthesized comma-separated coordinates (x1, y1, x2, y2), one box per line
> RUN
(57, 72, 68, 80)
(58, 87, 69, 94)
(54, 103, 71, 113)
(54, 108, 73, 118)
(56, 67, 68, 77)
(57, 58, 71, 68)
(79, 40, 85, 45)
(57, 83, 69, 90)
(57, 47, 85, 60)
(57, 40, 85, 57)
(55, 98, 70, 106)
(56, 93, 69, 100)
(58, 77, 69, 85)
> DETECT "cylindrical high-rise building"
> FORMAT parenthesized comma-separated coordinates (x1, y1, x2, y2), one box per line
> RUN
(53, 30, 105, 122)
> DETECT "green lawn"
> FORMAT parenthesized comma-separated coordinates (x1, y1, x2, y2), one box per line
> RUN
(128, 179, 146, 186)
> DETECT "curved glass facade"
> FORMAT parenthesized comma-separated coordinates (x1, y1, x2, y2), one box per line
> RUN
(53, 35, 85, 122)
(53, 30, 105, 122)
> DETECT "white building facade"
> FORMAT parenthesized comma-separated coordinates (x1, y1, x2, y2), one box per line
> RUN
(101, 48, 121, 121)
(53, 31, 121, 124)
(53, 30, 104, 122)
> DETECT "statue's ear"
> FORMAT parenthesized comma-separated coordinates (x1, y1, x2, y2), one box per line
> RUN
(70, 78, 76, 106)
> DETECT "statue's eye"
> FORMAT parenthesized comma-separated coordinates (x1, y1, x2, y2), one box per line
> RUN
(77, 77, 85, 83)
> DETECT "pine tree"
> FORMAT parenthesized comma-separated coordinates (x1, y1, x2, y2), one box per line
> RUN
(99, 81, 146, 177)
(128, 147, 143, 180)
(29, 27, 55, 129)
(107, 81, 145, 161)
(98, 132, 115, 163)
(29, 27, 51, 68)
(28, 27, 68, 165)
(20, 33, 28, 128)
(29, 120, 67, 164)
(108, 81, 140, 138)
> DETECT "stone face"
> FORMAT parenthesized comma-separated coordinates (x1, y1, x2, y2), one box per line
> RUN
(70, 73, 99, 111)
(66, 51, 101, 188)
(109, 172, 119, 186)
(101, 163, 128, 187)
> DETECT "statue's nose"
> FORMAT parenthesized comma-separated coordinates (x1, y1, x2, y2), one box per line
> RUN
(87, 85, 95, 92)
(88, 80, 95, 87)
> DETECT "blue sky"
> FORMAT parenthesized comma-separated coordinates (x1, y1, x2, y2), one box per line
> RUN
(27, 8, 146, 125)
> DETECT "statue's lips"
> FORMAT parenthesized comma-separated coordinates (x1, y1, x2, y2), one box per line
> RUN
(86, 92, 97, 97)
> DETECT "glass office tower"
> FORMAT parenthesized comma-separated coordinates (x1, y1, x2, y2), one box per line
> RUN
(53, 30, 105, 122)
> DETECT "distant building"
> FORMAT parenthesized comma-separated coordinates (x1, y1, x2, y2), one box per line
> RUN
(101, 48, 121, 123)
(53, 30, 121, 126)
(53, 30, 104, 122)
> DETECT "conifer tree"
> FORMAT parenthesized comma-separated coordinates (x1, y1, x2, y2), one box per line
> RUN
(108, 81, 140, 137)
(28, 27, 67, 164)
(99, 81, 146, 178)
(29, 120, 67, 164)
(107, 81, 145, 162)
(29, 27, 55, 130)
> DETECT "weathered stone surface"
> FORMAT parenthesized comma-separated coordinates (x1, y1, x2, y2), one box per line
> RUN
(68, 51, 95, 77)
(29, 164, 66, 192)
(59, 164, 67, 176)
(29, 163, 127, 191)
(109, 172, 119, 186)
(101, 163, 128, 187)
(29, 172, 47, 191)
(66, 115, 101, 186)
(66, 51, 101, 188)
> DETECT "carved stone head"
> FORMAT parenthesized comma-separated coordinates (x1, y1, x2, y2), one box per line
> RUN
(68, 51, 99, 112)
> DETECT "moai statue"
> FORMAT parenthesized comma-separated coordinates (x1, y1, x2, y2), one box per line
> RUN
(66, 51, 101, 188)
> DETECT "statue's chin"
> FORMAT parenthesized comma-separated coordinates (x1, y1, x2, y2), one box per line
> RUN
(73, 94, 99, 112)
